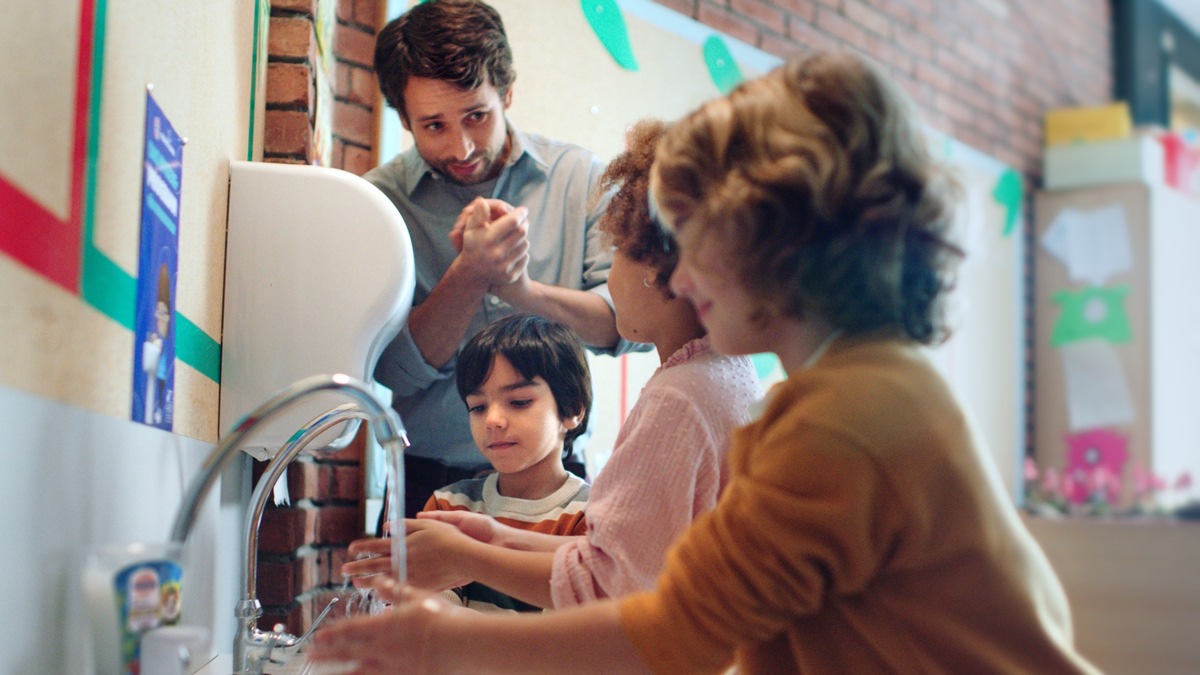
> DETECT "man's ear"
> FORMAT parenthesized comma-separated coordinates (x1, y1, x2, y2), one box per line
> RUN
(399, 110, 411, 132)
(501, 84, 514, 110)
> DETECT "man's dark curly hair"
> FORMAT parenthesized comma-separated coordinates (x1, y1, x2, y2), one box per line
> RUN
(374, 0, 516, 123)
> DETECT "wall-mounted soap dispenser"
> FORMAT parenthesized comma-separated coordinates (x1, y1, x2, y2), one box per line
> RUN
(221, 160, 415, 457)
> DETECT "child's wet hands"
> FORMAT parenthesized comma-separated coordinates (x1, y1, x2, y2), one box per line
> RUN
(308, 579, 449, 675)
(405, 518, 478, 591)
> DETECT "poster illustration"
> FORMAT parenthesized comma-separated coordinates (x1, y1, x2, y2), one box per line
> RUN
(131, 91, 182, 430)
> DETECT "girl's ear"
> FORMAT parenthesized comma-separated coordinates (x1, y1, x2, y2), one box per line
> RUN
(564, 411, 583, 430)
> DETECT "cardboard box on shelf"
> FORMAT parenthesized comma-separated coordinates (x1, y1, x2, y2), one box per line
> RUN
(1043, 134, 1164, 191)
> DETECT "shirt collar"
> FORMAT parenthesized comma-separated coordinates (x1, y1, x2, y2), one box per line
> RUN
(401, 123, 549, 196)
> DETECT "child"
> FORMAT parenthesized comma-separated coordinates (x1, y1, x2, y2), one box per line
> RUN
(346, 119, 760, 609)
(415, 313, 592, 613)
(310, 51, 1100, 673)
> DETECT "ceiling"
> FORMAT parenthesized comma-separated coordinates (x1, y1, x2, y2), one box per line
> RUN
(1160, 0, 1200, 37)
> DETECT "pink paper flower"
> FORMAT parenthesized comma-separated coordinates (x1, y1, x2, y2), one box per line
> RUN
(1064, 429, 1129, 504)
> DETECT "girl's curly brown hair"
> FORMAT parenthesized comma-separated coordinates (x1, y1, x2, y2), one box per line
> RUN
(594, 119, 677, 291)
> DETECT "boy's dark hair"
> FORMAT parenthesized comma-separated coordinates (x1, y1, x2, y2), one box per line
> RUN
(374, 0, 516, 123)
(456, 315, 592, 457)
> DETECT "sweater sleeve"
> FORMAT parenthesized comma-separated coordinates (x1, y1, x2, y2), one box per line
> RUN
(619, 419, 905, 673)
(550, 387, 723, 608)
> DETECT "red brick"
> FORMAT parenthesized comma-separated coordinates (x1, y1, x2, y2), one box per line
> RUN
(264, 110, 312, 159)
(317, 505, 364, 544)
(334, 23, 376, 68)
(698, 2, 761, 47)
(652, 0, 698, 18)
(267, 62, 314, 108)
(333, 100, 373, 145)
(348, 65, 378, 107)
(257, 551, 319, 605)
(342, 140, 375, 176)
(269, 16, 317, 62)
(815, 6, 868, 46)
(844, 0, 891, 38)
(352, 0, 380, 28)
(286, 459, 323, 501)
(258, 506, 317, 554)
(272, 0, 316, 16)
(730, 0, 787, 35)
(331, 464, 363, 501)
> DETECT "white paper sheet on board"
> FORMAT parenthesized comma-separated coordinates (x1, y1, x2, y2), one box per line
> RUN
(1060, 339, 1136, 431)
(1041, 204, 1132, 286)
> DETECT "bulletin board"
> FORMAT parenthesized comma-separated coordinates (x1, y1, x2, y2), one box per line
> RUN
(387, 0, 1027, 489)
(0, 0, 267, 440)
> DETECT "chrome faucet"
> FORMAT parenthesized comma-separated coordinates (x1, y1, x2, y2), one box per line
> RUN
(169, 373, 409, 675)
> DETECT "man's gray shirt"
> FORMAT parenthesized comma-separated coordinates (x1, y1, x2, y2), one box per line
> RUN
(367, 125, 642, 467)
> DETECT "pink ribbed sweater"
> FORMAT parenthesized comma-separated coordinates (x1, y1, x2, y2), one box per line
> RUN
(549, 337, 761, 607)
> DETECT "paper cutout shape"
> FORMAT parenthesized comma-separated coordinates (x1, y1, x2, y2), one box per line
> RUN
(582, 0, 639, 71)
(1063, 428, 1129, 504)
(1059, 339, 1136, 432)
(1040, 204, 1132, 286)
(750, 352, 781, 381)
(703, 35, 743, 95)
(1051, 285, 1132, 346)
(992, 168, 1023, 237)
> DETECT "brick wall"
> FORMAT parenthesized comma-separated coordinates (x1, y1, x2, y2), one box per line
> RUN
(255, 0, 1114, 633)
(656, 0, 1113, 178)
(258, 0, 381, 635)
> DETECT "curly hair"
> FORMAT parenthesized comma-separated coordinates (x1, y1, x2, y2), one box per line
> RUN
(456, 314, 592, 457)
(652, 51, 963, 345)
(374, 0, 516, 123)
(595, 119, 677, 291)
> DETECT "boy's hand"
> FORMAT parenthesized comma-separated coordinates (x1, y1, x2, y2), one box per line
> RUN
(404, 518, 479, 591)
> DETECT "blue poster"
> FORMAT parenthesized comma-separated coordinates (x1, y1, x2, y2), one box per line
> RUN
(131, 92, 182, 429)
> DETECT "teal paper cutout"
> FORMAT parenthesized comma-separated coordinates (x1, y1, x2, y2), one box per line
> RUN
(1051, 285, 1132, 346)
(750, 353, 782, 381)
(582, 0, 639, 71)
(703, 35, 743, 95)
(993, 168, 1023, 237)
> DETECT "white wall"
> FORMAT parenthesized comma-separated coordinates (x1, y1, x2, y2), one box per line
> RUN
(0, 384, 247, 674)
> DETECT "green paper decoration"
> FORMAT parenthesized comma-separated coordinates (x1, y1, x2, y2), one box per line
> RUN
(582, 0, 639, 71)
(750, 353, 782, 381)
(1051, 285, 1133, 346)
(992, 168, 1023, 237)
(703, 35, 743, 95)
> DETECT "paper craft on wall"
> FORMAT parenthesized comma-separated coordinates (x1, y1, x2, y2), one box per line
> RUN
(583, 0, 639, 71)
(1040, 203, 1132, 286)
(992, 168, 1023, 237)
(1064, 427, 1129, 504)
(703, 35, 744, 95)
(1051, 285, 1132, 345)
(1060, 339, 1136, 431)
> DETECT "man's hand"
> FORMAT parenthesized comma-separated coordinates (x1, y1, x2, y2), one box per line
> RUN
(449, 197, 529, 289)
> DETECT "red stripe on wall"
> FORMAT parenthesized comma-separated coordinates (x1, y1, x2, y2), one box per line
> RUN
(0, 179, 78, 291)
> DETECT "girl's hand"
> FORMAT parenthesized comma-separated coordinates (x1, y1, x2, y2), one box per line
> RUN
(417, 509, 506, 545)
(307, 579, 450, 675)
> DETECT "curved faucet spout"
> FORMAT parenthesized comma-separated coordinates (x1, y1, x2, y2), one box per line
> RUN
(168, 373, 409, 675)
(169, 373, 406, 544)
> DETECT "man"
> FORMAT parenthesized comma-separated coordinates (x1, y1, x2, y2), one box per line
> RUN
(366, 0, 642, 517)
